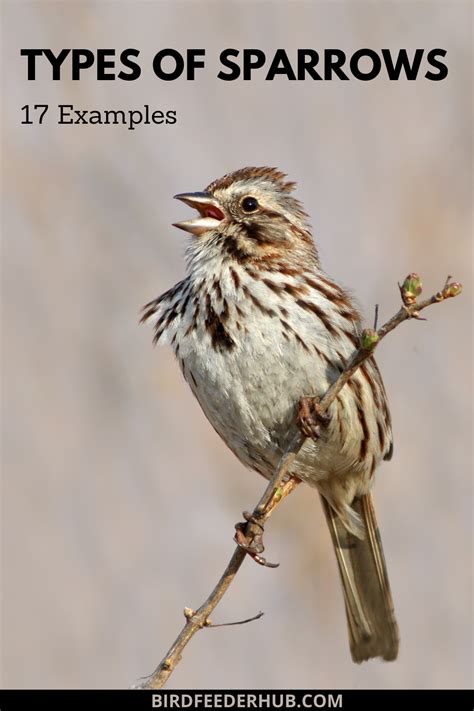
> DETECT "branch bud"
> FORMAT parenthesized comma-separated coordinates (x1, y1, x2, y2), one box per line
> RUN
(401, 273, 423, 306)
(443, 281, 463, 299)
(361, 329, 379, 350)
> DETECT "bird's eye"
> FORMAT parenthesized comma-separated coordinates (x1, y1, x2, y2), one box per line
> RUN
(241, 196, 259, 213)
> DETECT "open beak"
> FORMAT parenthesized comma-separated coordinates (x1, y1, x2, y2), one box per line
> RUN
(173, 192, 226, 235)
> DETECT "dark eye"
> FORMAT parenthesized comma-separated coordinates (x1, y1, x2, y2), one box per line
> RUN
(241, 196, 259, 213)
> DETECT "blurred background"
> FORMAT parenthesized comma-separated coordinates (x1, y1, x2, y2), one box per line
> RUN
(1, 0, 472, 690)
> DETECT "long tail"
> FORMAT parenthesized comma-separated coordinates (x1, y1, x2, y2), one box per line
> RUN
(320, 492, 399, 663)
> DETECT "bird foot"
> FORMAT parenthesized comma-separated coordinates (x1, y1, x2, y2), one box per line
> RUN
(234, 511, 279, 568)
(297, 396, 330, 439)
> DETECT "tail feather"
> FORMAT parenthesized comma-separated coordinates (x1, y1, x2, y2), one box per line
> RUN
(320, 492, 399, 663)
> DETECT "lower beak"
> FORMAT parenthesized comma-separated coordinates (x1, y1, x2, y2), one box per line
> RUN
(173, 192, 225, 235)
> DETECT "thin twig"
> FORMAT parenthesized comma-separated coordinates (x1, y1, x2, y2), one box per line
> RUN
(137, 273, 462, 689)
(207, 611, 264, 628)
(373, 303, 379, 330)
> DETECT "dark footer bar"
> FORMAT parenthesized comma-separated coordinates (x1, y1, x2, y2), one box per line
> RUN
(0, 689, 472, 710)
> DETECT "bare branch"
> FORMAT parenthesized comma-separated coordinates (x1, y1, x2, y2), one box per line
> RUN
(136, 273, 462, 690)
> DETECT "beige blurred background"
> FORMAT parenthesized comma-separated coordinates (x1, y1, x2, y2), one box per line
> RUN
(1, 0, 472, 690)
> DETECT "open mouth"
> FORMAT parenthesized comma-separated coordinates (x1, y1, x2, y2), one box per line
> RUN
(200, 204, 225, 221)
(173, 192, 225, 235)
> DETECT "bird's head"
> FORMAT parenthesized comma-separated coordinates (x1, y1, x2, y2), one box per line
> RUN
(173, 167, 318, 268)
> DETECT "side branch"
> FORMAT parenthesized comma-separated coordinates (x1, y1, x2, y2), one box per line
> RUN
(137, 273, 461, 689)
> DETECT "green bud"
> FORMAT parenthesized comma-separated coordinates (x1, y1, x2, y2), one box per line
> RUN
(361, 329, 379, 349)
(401, 273, 422, 304)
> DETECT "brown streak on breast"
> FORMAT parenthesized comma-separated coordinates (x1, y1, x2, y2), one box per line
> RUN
(318, 273, 342, 291)
(349, 377, 371, 462)
(221, 298, 230, 322)
(303, 275, 336, 299)
(295, 298, 337, 336)
(370, 357, 392, 429)
(141, 279, 188, 324)
(294, 332, 310, 352)
(212, 279, 223, 301)
(339, 307, 360, 322)
(369, 455, 376, 479)
(141, 305, 158, 322)
(179, 290, 192, 316)
(153, 306, 178, 344)
(230, 267, 241, 289)
(283, 282, 309, 299)
(356, 403, 370, 462)
(263, 278, 283, 294)
(280, 318, 309, 350)
(377, 418, 386, 454)
(334, 350, 346, 373)
(317, 348, 333, 368)
(350, 376, 363, 402)
(242, 285, 277, 317)
(360, 363, 381, 409)
(303, 274, 360, 319)
(336, 395, 346, 441)
(204, 293, 235, 351)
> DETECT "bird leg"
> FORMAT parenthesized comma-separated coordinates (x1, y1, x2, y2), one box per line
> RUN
(297, 396, 331, 439)
(234, 476, 300, 568)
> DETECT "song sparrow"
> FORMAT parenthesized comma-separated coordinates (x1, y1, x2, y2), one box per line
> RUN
(142, 167, 399, 662)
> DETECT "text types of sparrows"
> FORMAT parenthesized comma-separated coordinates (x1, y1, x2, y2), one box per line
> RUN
(142, 167, 399, 663)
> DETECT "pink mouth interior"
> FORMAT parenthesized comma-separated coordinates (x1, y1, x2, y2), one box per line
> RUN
(203, 205, 225, 221)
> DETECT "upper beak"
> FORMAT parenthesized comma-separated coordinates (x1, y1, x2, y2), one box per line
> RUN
(173, 192, 225, 235)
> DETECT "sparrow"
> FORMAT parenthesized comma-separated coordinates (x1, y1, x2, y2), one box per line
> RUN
(142, 167, 399, 662)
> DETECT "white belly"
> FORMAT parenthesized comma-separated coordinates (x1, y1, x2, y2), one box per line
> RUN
(176, 304, 360, 484)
